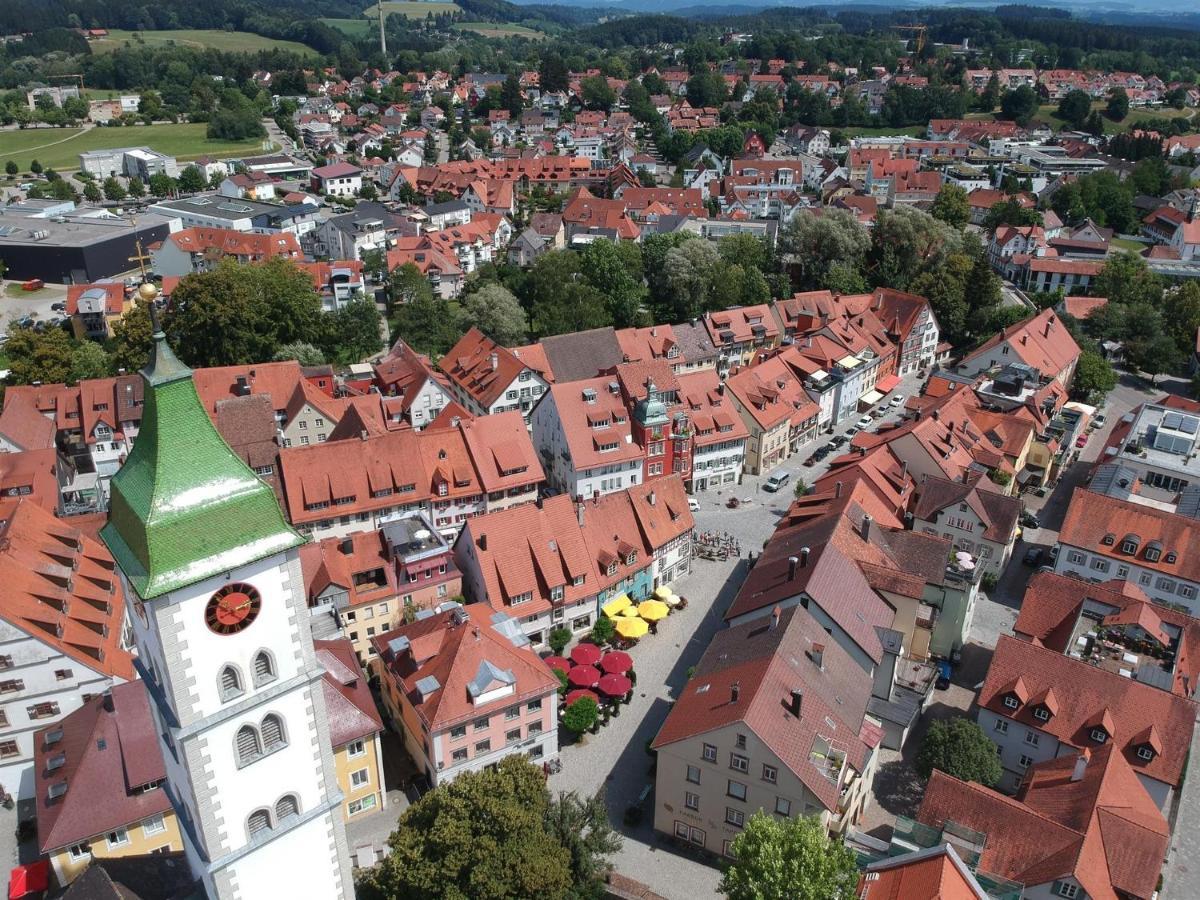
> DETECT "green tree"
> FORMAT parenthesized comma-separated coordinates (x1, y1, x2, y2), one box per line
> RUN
(83, 181, 103, 203)
(719, 814, 858, 900)
(930, 183, 970, 229)
(108, 300, 153, 373)
(544, 789, 622, 898)
(911, 253, 973, 345)
(1093, 253, 1163, 307)
(982, 199, 1041, 232)
(562, 696, 599, 735)
(392, 293, 463, 357)
(589, 616, 615, 646)
(127, 176, 145, 198)
(501, 74, 524, 119)
(177, 165, 206, 193)
(148, 172, 175, 197)
(1000, 85, 1039, 126)
(102, 176, 127, 201)
(580, 76, 617, 112)
(580, 240, 644, 327)
(4, 326, 75, 385)
(167, 259, 323, 367)
(356, 756, 572, 900)
(523, 251, 610, 337)
(324, 298, 383, 364)
(460, 284, 527, 346)
(1106, 87, 1130, 122)
(1057, 90, 1093, 128)
(29, 159, 42, 175)
(915, 717, 1003, 786)
(1125, 332, 1182, 385)
(4, 161, 17, 178)
(388, 262, 434, 307)
(1072, 350, 1117, 401)
(662, 238, 720, 321)
(273, 342, 326, 366)
(868, 207, 962, 292)
(68, 340, 111, 383)
(548, 627, 572, 656)
(777, 209, 869, 291)
(1164, 282, 1200, 356)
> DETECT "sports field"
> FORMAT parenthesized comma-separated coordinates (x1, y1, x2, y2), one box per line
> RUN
(89, 29, 317, 56)
(0, 124, 273, 173)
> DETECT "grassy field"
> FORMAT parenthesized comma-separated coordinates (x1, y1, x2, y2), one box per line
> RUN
(89, 29, 317, 56)
(363, 1, 461, 20)
(320, 17, 376, 38)
(1030, 102, 1194, 135)
(1111, 237, 1148, 252)
(0, 124, 273, 173)
(453, 21, 545, 38)
(842, 124, 925, 138)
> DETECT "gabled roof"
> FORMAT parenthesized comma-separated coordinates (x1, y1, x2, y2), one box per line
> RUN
(35, 682, 171, 853)
(439, 328, 532, 409)
(980, 635, 1196, 786)
(371, 603, 558, 731)
(0, 391, 57, 451)
(652, 604, 875, 814)
(912, 475, 1020, 543)
(315, 638, 383, 747)
(857, 844, 988, 900)
(960, 308, 1080, 380)
(539, 327, 625, 384)
(0, 499, 134, 679)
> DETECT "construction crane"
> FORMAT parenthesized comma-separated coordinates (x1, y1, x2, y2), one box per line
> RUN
(893, 24, 928, 57)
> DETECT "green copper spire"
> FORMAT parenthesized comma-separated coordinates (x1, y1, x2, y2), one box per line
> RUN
(101, 296, 304, 599)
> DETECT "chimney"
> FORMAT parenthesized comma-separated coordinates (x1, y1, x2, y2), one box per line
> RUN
(860, 514, 872, 541)
(800, 546, 810, 567)
(340, 538, 353, 555)
(648, 490, 656, 506)
(789, 689, 803, 718)
(489, 352, 498, 371)
(834, 481, 843, 499)
(1071, 749, 1091, 782)
(810, 643, 825, 670)
(577, 501, 585, 527)
(932, 409, 940, 421)
(360, 429, 369, 441)
(102, 689, 114, 713)
(770, 605, 781, 630)
(730, 681, 741, 703)
(788, 556, 799, 580)
(478, 533, 488, 551)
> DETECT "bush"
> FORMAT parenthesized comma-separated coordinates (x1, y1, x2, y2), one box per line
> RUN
(981, 572, 998, 593)
(548, 627, 572, 655)
(563, 696, 599, 734)
(590, 615, 616, 646)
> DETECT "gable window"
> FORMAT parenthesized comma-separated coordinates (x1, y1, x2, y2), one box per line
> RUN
(702, 743, 717, 762)
(730, 753, 749, 773)
(727, 780, 747, 801)
(1137, 746, 1155, 761)
(1090, 729, 1107, 744)
(762, 764, 777, 784)
(686, 765, 701, 784)
(775, 797, 791, 816)
(1055, 883, 1079, 899)
(348, 739, 366, 758)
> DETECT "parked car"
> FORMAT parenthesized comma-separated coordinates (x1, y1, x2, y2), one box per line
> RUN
(830, 434, 848, 447)
(1019, 511, 1040, 529)
(1075, 434, 1088, 448)
(890, 394, 905, 406)
(822, 440, 838, 453)
(50, 302, 66, 313)
(856, 415, 873, 429)
(687, 498, 701, 513)
(1022, 547, 1044, 567)
(803, 454, 818, 466)
(813, 446, 830, 461)
(935, 659, 952, 691)
(763, 471, 791, 492)
(1089, 413, 1107, 429)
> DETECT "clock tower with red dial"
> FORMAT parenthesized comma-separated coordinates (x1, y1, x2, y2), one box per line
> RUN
(101, 307, 352, 900)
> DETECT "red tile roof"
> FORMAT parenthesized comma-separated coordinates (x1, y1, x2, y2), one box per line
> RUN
(675, 370, 750, 448)
(652, 604, 874, 814)
(980, 635, 1196, 786)
(542, 376, 644, 473)
(164, 227, 302, 262)
(961, 308, 1080, 380)
(579, 478, 693, 592)
(0, 391, 57, 451)
(371, 603, 558, 732)
(857, 845, 988, 900)
(65, 282, 125, 317)
(912, 474, 1020, 543)
(34, 682, 171, 853)
(724, 353, 820, 433)
(1058, 487, 1200, 586)
(439, 328, 532, 409)
(705, 304, 780, 347)
(315, 638, 384, 747)
(0, 499, 134, 680)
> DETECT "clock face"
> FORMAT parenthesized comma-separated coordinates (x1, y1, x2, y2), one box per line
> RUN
(205, 583, 262, 636)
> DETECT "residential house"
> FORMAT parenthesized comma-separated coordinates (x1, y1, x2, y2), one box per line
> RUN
(371, 603, 559, 787)
(455, 495, 600, 647)
(1054, 487, 1200, 614)
(1092, 401, 1200, 504)
(677, 370, 749, 492)
(65, 282, 129, 341)
(296, 260, 366, 312)
(438, 328, 549, 419)
(311, 162, 363, 198)
(33, 682, 183, 888)
(975, 634, 1195, 810)
(724, 354, 820, 475)
(0, 500, 135, 801)
(539, 327, 627, 384)
(854, 844, 991, 900)
(912, 475, 1021, 577)
(150, 227, 302, 278)
(651, 605, 882, 853)
(372, 340, 453, 430)
(956, 309, 1080, 389)
(704, 305, 781, 374)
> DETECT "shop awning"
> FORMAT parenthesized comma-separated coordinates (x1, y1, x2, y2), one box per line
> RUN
(859, 390, 884, 407)
(875, 373, 901, 394)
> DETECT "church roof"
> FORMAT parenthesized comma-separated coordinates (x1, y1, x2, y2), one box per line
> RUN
(101, 321, 303, 599)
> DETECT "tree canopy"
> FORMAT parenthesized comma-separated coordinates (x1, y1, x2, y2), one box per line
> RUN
(719, 813, 859, 900)
(915, 717, 1003, 786)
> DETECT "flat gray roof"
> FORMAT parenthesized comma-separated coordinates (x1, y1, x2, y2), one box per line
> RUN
(0, 209, 172, 248)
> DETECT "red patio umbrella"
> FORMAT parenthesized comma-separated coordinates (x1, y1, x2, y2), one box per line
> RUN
(543, 655, 570, 674)
(568, 665, 601, 688)
(600, 650, 633, 675)
(597, 673, 632, 698)
(570, 643, 603, 667)
(565, 688, 599, 707)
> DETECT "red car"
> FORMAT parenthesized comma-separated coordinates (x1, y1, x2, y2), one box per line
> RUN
(1075, 434, 1088, 448)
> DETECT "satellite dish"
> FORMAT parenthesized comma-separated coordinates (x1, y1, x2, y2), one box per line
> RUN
(414, 529, 432, 541)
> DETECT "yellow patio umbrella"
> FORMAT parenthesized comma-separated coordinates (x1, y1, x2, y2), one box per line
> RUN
(615, 617, 649, 639)
(654, 585, 673, 600)
(621, 606, 642, 618)
(602, 594, 632, 618)
(638, 600, 670, 622)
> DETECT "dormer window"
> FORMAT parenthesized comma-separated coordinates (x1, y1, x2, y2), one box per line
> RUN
(1102, 534, 1115, 546)
(1034, 706, 1050, 721)
(1120, 537, 1138, 554)
(1166, 552, 1177, 564)
(1003, 695, 1019, 709)
(624, 551, 637, 566)
(606, 562, 618, 577)
(1090, 729, 1108, 744)
(1137, 745, 1155, 761)
(1144, 545, 1162, 563)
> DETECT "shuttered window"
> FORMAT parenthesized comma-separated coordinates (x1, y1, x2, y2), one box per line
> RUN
(261, 714, 285, 751)
(275, 795, 299, 820)
(220, 666, 242, 700)
(236, 726, 262, 764)
(253, 652, 275, 685)
(247, 809, 271, 836)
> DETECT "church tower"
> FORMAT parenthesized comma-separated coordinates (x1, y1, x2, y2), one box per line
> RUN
(101, 291, 353, 899)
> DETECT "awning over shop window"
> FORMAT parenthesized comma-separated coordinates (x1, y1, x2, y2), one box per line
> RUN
(875, 373, 901, 394)
(859, 390, 884, 407)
